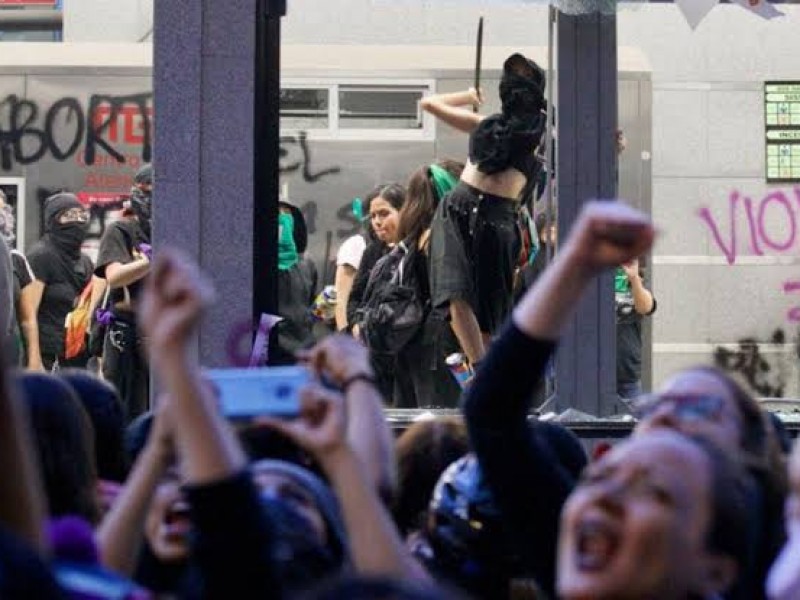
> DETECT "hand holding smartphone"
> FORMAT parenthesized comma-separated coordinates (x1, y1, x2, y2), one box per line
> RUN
(206, 366, 312, 422)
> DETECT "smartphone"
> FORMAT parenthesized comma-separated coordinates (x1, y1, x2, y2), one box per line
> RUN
(206, 366, 311, 421)
(54, 562, 146, 599)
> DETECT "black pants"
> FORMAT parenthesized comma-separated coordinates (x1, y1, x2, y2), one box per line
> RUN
(103, 319, 149, 422)
(395, 316, 461, 409)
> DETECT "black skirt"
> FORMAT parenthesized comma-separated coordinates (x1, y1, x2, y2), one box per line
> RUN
(429, 182, 521, 335)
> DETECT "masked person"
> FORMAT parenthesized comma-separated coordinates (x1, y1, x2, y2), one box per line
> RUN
(27, 193, 93, 371)
(421, 54, 548, 370)
(271, 200, 318, 365)
(95, 164, 153, 421)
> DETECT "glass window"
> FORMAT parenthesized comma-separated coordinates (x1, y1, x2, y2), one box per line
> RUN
(280, 88, 329, 130)
(0, 1, 62, 41)
(338, 86, 424, 130)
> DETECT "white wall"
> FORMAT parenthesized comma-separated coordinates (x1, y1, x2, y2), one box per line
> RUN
(64, 0, 153, 43)
(618, 5, 800, 397)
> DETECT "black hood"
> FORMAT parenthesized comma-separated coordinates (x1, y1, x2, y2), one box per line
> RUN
(499, 53, 547, 119)
(279, 200, 308, 254)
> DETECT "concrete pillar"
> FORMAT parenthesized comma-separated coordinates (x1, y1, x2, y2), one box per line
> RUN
(153, 0, 257, 366)
(555, 11, 619, 416)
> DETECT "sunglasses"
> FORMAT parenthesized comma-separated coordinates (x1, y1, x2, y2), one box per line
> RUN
(59, 207, 89, 223)
(632, 393, 726, 422)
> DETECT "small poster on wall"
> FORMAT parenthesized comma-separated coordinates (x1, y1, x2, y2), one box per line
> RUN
(765, 82, 800, 184)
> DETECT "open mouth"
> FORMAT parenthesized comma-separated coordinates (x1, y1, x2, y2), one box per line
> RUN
(575, 518, 620, 571)
(162, 500, 192, 540)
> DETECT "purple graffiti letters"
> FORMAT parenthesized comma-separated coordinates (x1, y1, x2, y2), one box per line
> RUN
(758, 191, 797, 252)
(697, 192, 740, 265)
(784, 281, 800, 323)
(698, 187, 800, 265)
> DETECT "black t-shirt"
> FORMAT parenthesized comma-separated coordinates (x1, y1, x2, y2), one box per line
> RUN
(11, 250, 34, 307)
(95, 220, 148, 311)
(27, 241, 93, 357)
(616, 280, 656, 385)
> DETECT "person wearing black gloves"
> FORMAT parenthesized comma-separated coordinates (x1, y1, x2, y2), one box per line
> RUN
(95, 164, 153, 421)
(27, 192, 93, 371)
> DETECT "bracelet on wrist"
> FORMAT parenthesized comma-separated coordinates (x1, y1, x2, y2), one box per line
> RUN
(340, 372, 377, 392)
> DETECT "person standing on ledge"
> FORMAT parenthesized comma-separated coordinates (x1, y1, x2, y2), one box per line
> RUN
(421, 54, 548, 369)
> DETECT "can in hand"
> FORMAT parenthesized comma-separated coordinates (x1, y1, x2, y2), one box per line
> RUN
(311, 285, 338, 322)
(446, 352, 473, 389)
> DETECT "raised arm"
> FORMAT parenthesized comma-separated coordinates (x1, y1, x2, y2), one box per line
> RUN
(299, 334, 396, 501)
(420, 88, 484, 134)
(463, 201, 655, 595)
(621, 259, 655, 316)
(260, 385, 424, 580)
(96, 405, 173, 576)
(138, 249, 276, 596)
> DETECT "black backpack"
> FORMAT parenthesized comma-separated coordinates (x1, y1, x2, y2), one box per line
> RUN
(354, 240, 427, 355)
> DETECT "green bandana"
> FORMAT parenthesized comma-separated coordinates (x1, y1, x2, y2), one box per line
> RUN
(428, 164, 460, 203)
(614, 267, 630, 294)
(278, 212, 299, 271)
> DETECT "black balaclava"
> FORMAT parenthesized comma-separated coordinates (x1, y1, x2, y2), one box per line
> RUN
(469, 53, 547, 178)
(129, 163, 153, 241)
(128, 187, 152, 241)
(499, 53, 546, 119)
(43, 193, 88, 261)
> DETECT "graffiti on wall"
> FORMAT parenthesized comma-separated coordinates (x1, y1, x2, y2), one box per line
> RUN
(698, 186, 800, 323)
(0, 93, 153, 171)
(280, 131, 341, 184)
(713, 328, 800, 398)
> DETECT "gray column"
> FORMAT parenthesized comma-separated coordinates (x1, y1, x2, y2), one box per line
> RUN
(154, 0, 256, 366)
(555, 11, 619, 417)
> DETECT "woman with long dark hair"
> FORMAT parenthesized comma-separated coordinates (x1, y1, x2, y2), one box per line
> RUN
(344, 183, 406, 402)
(393, 160, 463, 408)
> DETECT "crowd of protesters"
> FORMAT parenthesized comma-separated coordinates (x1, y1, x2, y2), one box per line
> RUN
(0, 52, 798, 600)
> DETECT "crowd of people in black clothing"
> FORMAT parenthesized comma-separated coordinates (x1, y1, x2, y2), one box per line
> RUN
(0, 52, 798, 599)
(1, 165, 152, 422)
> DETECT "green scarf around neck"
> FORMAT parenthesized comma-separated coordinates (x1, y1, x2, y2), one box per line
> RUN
(278, 212, 299, 271)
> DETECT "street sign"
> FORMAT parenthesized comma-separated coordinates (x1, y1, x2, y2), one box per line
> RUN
(765, 82, 800, 184)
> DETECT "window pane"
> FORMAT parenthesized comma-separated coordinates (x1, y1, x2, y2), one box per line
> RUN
(280, 88, 329, 130)
(338, 87, 423, 130)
